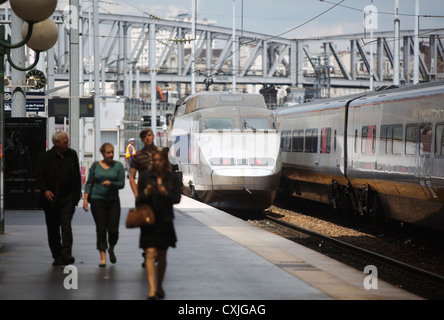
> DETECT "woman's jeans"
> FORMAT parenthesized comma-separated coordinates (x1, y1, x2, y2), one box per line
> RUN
(90, 198, 121, 251)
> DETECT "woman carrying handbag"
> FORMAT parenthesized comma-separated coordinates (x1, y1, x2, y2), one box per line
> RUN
(83, 143, 125, 267)
(137, 148, 182, 299)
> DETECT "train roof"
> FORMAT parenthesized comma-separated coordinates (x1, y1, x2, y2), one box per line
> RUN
(276, 92, 363, 116)
(276, 81, 444, 117)
(179, 91, 267, 114)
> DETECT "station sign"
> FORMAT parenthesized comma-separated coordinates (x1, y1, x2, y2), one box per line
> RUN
(3, 91, 45, 112)
(26, 91, 45, 112)
(4, 92, 11, 110)
(48, 97, 95, 117)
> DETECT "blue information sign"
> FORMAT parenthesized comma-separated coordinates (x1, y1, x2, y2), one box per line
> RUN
(26, 91, 45, 112)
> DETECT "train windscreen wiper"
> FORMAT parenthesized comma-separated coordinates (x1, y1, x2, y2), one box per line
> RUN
(243, 120, 257, 131)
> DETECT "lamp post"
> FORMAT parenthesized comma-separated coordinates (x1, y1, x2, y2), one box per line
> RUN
(0, 0, 59, 233)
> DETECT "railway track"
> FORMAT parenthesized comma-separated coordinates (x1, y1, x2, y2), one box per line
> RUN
(238, 200, 444, 300)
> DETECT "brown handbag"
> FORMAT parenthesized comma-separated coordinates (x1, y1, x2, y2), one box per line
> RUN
(126, 205, 155, 228)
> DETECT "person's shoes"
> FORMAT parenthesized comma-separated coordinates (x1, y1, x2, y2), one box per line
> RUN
(52, 256, 75, 266)
(147, 295, 156, 300)
(98, 263, 106, 267)
(63, 256, 75, 265)
(108, 249, 117, 264)
(156, 292, 165, 299)
(52, 257, 64, 266)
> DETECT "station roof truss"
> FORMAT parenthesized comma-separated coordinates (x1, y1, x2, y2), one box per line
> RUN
(1, 9, 443, 90)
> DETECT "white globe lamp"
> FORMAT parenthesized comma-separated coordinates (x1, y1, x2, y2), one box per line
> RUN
(9, 0, 58, 22)
(21, 19, 58, 51)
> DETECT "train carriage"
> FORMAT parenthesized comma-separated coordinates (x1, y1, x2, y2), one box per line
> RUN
(276, 95, 357, 206)
(276, 82, 444, 231)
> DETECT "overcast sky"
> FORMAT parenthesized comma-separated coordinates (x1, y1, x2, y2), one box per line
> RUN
(54, 0, 444, 39)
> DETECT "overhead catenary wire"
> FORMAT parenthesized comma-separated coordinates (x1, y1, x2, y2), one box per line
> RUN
(52, 1, 444, 89)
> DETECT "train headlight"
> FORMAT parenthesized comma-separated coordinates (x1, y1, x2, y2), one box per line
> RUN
(249, 157, 274, 166)
(209, 158, 236, 166)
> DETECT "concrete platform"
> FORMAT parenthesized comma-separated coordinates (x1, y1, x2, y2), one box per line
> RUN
(0, 182, 421, 301)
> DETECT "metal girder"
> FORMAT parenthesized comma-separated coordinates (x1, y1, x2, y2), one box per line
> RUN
(158, 27, 178, 71)
(355, 39, 380, 82)
(437, 36, 444, 62)
(408, 36, 430, 82)
(428, 35, 444, 80)
(213, 35, 235, 73)
(303, 47, 317, 69)
(130, 23, 149, 65)
(267, 44, 288, 78)
(328, 42, 351, 80)
(183, 30, 206, 76)
(1, 8, 443, 94)
(239, 40, 261, 77)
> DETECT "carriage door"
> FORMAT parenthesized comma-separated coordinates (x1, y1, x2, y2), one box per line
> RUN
(417, 123, 436, 199)
(347, 102, 379, 192)
(361, 124, 377, 185)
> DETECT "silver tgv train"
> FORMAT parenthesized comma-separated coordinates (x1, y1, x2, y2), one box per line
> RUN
(168, 91, 282, 210)
(276, 81, 444, 231)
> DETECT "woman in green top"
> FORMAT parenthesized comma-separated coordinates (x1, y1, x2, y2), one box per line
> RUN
(83, 143, 125, 267)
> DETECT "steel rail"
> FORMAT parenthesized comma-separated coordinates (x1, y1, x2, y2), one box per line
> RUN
(265, 213, 444, 288)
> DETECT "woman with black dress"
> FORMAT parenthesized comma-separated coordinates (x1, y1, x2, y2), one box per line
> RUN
(137, 148, 182, 299)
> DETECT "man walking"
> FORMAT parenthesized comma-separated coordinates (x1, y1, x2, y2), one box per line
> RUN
(129, 128, 156, 201)
(129, 128, 157, 267)
(35, 131, 82, 266)
(125, 137, 136, 178)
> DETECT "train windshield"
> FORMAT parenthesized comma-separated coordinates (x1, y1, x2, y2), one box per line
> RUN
(205, 118, 233, 130)
(243, 118, 270, 131)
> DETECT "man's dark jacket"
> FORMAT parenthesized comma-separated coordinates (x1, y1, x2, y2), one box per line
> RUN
(35, 147, 82, 208)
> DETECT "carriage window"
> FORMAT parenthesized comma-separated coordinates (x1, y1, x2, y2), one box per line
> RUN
(361, 125, 376, 154)
(292, 130, 304, 152)
(205, 118, 233, 130)
(381, 125, 401, 154)
(334, 129, 337, 152)
(281, 130, 291, 152)
(285, 130, 292, 151)
(380, 125, 389, 154)
(435, 124, 444, 156)
(320, 127, 331, 154)
(354, 129, 358, 153)
(305, 129, 318, 153)
(393, 125, 402, 154)
(405, 125, 418, 155)
(305, 130, 312, 152)
(372, 126, 376, 153)
(361, 126, 368, 153)
(420, 125, 432, 155)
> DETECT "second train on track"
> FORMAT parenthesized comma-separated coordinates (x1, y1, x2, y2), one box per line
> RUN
(275, 81, 444, 231)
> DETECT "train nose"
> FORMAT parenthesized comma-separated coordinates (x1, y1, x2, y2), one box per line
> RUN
(211, 168, 278, 191)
